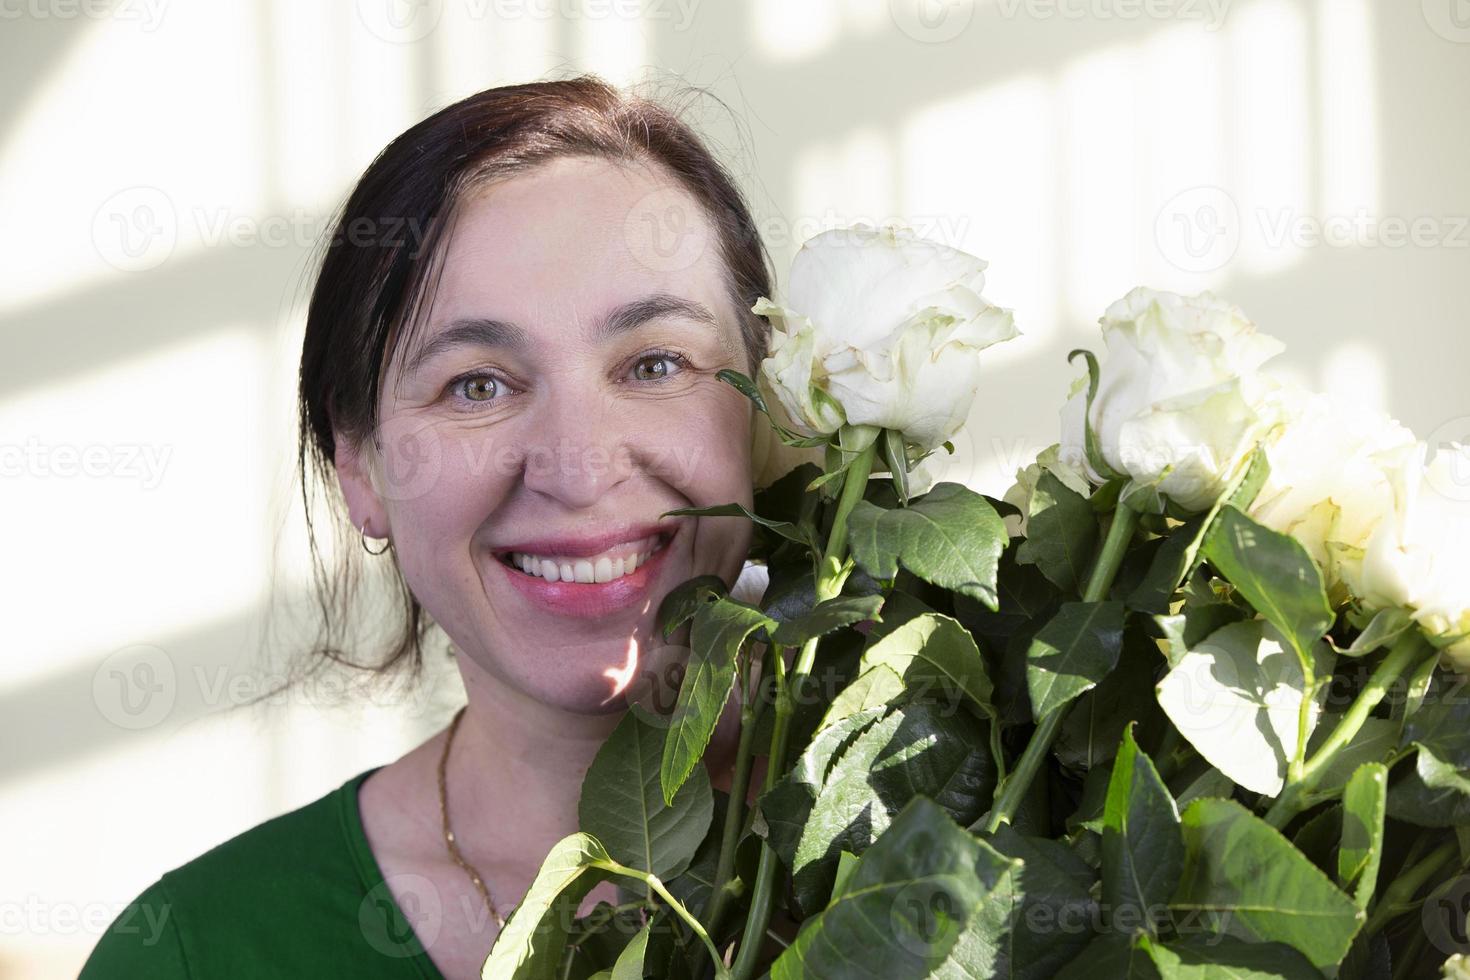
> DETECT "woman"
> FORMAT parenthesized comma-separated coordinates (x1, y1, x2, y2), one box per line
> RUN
(81, 74, 782, 979)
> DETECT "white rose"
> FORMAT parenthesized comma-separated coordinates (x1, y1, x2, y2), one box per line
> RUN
(750, 370, 827, 489)
(1343, 440, 1470, 670)
(1058, 287, 1286, 513)
(1001, 443, 1093, 537)
(754, 222, 1019, 454)
(1246, 384, 1418, 600)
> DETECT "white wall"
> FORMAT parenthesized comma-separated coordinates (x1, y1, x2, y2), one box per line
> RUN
(3, 1, 1467, 974)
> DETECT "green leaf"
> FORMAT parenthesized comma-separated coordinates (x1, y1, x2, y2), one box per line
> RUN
(771, 593, 884, 647)
(1338, 762, 1387, 909)
(857, 611, 996, 720)
(609, 924, 650, 980)
(1141, 934, 1320, 979)
(655, 575, 728, 640)
(482, 833, 619, 980)
(1171, 798, 1364, 969)
(661, 501, 815, 549)
(791, 701, 997, 915)
(1200, 505, 1333, 675)
(1025, 600, 1126, 721)
(1127, 515, 1207, 615)
(660, 598, 774, 805)
(1056, 635, 1166, 770)
(580, 711, 713, 882)
(1155, 619, 1330, 796)
(1387, 743, 1470, 827)
(757, 706, 889, 865)
(1303, 717, 1397, 798)
(1335, 606, 1413, 657)
(1129, 447, 1271, 617)
(1016, 470, 1098, 593)
(969, 826, 1099, 978)
(1152, 602, 1247, 668)
(1055, 933, 1162, 979)
(819, 663, 907, 729)
(847, 482, 1009, 610)
(1102, 725, 1184, 936)
(771, 796, 1024, 980)
(829, 849, 861, 905)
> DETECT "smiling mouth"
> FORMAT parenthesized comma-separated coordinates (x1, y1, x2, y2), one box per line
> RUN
(495, 531, 673, 585)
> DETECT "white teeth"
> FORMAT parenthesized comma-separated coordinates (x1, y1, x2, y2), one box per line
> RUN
(508, 534, 666, 584)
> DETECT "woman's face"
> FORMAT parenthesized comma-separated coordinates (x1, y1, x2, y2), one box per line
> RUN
(337, 155, 756, 715)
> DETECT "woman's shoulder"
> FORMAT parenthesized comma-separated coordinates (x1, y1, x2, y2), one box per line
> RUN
(78, 766, 426, 978)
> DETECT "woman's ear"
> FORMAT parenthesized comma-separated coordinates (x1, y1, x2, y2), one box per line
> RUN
(333, 429, 390, 538)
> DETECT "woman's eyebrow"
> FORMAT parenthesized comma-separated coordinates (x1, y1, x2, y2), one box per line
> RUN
(402, 292, 720, 377)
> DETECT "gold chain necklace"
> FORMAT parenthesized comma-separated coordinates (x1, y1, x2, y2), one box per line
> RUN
(437, 705, 507, 930)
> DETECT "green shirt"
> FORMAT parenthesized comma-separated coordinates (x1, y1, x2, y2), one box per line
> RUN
(79, 766, 449, 979)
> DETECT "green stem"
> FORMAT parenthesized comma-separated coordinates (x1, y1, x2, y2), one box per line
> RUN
(704, 650, 765, 938)
(594, 862, 731, 980)
(1363, 840, 1457, 938)
(1265, 630, 1434, 829)
(730, 438, 877, 980)
(985, 501, 1141, 833)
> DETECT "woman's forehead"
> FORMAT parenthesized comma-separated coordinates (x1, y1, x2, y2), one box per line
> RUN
(425, 157, 731, 338)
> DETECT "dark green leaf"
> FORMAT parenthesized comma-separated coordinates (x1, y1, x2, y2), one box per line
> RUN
(1016, 470, 1098, 593)
(1026, 600, 1127, 721)
(655, 575, 728, 640)
(1102, 725, 1184, 936)
(1054, 933, 1162, 980)
(661, 501, 815, 549)
(482, 834, 621, 980)
(1338, 762, 1387, 909)
(1172, 798, 1363, 969)
(660, 598, 773, 805)
(581, 712, 713, 882)
(972, 825, 1098, 978)
(1200, 505, 1333, 673)
(771, 797, 1023, 980)
(1141, 933, 1321, 979)
(847, 482, 1009, 610)
(1056, 635, 1166, 770)
(791, 701, 997, 915)
(771, 593, 884, 646)
(856, 611, 995, 720)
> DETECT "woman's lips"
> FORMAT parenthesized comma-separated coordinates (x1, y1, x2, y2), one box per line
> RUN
(494, 529, 675, 619)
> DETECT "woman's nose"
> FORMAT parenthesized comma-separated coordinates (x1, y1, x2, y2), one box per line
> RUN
(517, 395, 635, 507)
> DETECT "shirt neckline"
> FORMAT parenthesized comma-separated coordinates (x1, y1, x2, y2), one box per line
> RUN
(339, 766, 449, 980)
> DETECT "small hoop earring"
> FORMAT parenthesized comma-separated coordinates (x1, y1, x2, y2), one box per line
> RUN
(360, 520, 392, 556)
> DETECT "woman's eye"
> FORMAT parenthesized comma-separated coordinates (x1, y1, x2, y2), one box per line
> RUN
(631, 352, 687, 382)
(456, 374, 501, 402)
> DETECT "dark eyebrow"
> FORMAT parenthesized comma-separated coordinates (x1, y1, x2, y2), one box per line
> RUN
(401, 293, 721, 378)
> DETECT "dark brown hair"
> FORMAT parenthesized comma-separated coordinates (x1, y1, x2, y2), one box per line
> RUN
(285, 73, 775, 692)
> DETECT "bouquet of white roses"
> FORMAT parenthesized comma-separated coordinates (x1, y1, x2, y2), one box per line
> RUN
(483, 223, 1470, 980)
